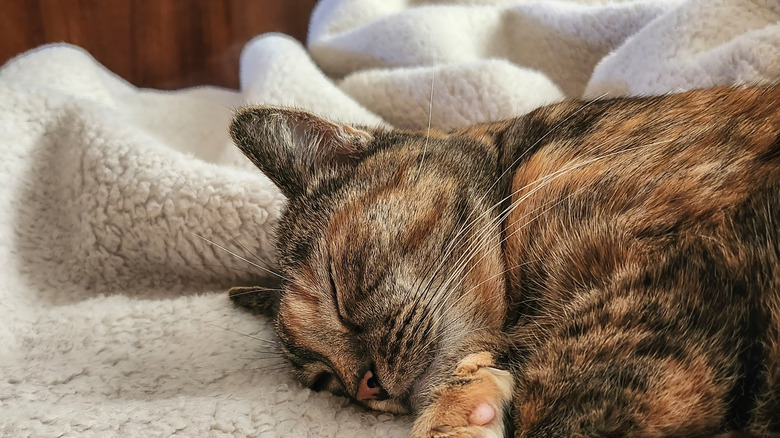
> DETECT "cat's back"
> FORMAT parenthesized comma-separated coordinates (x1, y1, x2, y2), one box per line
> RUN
(503, 83, 780, 328)
(500, 84, 780, 435)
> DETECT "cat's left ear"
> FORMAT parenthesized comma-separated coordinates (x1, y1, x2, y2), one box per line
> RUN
(228, 286, 280, 317)
(230, 106, 373, 198)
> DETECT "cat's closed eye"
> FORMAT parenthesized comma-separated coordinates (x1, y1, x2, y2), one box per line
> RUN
(329, 264, 363, 334)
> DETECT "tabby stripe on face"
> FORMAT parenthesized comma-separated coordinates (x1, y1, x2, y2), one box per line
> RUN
(382, 305, 414, 360)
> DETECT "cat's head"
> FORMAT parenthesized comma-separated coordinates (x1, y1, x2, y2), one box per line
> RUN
(229, 107, 509, 413)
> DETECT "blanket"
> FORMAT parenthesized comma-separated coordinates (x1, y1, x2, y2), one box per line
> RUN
(1, 0, 778, 436)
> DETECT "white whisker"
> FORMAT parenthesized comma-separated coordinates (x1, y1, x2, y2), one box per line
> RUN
(190, 231, 290, 281)
(416, 67, 436, 180)
(203, 321, 278, 346)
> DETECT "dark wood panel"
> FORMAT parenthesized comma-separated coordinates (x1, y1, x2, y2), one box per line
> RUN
(0, 0, 318, 89)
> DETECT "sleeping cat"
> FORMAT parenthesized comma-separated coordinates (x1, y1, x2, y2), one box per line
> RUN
(228, 84, 780, 437)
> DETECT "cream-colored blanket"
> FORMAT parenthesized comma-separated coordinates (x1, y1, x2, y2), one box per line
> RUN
(1, 0, 778, 436)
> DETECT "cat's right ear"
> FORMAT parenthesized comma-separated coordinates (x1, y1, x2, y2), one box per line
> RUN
(230, 106, 373, 198)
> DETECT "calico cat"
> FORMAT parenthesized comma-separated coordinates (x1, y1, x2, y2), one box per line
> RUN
(228, 84, 780, 437)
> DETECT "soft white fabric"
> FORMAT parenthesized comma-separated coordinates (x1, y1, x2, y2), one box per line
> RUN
(1, 0, 778, 436)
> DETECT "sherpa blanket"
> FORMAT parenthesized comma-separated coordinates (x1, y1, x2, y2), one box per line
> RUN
(1, 0, 779, 436)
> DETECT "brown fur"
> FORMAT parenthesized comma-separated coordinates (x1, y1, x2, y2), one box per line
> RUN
(229, 85, 780, 436)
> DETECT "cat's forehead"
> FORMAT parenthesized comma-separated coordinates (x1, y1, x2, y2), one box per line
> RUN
(326, 168, 456, 241)
(277, 128, 490, 271)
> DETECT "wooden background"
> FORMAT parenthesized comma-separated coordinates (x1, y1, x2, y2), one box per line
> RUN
(0, 0, 318, 90)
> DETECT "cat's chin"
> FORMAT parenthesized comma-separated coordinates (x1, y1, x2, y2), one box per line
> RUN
(360, 397, 412, 415)
(406, 351, 444, 413)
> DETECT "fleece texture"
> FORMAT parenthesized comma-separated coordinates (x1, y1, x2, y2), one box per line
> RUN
(1, 0, 778, 436)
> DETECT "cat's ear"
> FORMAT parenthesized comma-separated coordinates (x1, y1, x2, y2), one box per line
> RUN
(230, 106, 373, 198)
(228, 286, 281, 318)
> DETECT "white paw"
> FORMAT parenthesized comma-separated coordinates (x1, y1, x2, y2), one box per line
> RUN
(411, 353, 514, 438)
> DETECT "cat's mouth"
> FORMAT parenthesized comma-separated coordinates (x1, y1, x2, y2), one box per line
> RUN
(358, 392, 412, 414)
(356, 353, 438, 415)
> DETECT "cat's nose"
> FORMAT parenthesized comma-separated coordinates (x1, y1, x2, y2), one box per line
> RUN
(356, 368, 389, 402)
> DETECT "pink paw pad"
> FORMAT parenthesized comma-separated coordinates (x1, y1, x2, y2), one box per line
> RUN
(469, 402, 495, 426)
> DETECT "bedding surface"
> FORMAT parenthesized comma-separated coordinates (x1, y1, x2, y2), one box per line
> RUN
(1, 0, 778, 436)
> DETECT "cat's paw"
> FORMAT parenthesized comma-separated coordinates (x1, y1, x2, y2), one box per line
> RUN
(411, 352, 514, 438)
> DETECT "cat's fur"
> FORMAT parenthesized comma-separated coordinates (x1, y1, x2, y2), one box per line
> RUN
(228, 84, 780, 437)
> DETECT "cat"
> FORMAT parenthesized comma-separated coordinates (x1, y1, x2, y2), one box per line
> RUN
(227, 84, 780, 437)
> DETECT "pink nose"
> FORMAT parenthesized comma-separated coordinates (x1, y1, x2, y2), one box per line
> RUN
(356, 369, 385, 402)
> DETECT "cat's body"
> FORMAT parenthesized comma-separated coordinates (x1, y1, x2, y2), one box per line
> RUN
(229, 84, 780, 437)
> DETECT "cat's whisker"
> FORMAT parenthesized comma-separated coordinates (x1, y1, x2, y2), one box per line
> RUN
(414, 165, 581, 334)
(418, 181, 592, 336)
(451, 187, 585, 297)
(445, 138, 675, 290)
(438, 94, 612, 258)
(244, 365, 291, 373)
(163, 156, 201, 200)
(228, 287, 285, 298)
(418, 211, 502, 313)
(163, 157, 287, 281)
(416, 194, 510, 295)
(418, 290, 475, 348)
(447, 124, 644, 255)
(414, 180, 517, 306)
(203, 321, 278, 346)
(401, 248, 466, 352)
(416, 66, 436, 181)
(407, 202, 479, 309)
(479, 92, 610, 203)
(415, 160, 573, 298)
(423, 140, 562, 293)
(421, 321, 489, 357)
(422, 280, 506, 353)
(229, 235, 282, 275)
(437, 266, 496, 326)
(490, 136, 669, 219)
(424, 260, 479, 321)
(242, 353, 285, 359)
(188, 263, 266, 276)
(402, 191, 485, 320)
(459, 258, 543, 298)
(425, 125, 628, 304)
(401, 67, 467, 312)
(189, 231, 290, 282)
(418, 253, 485, 339)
